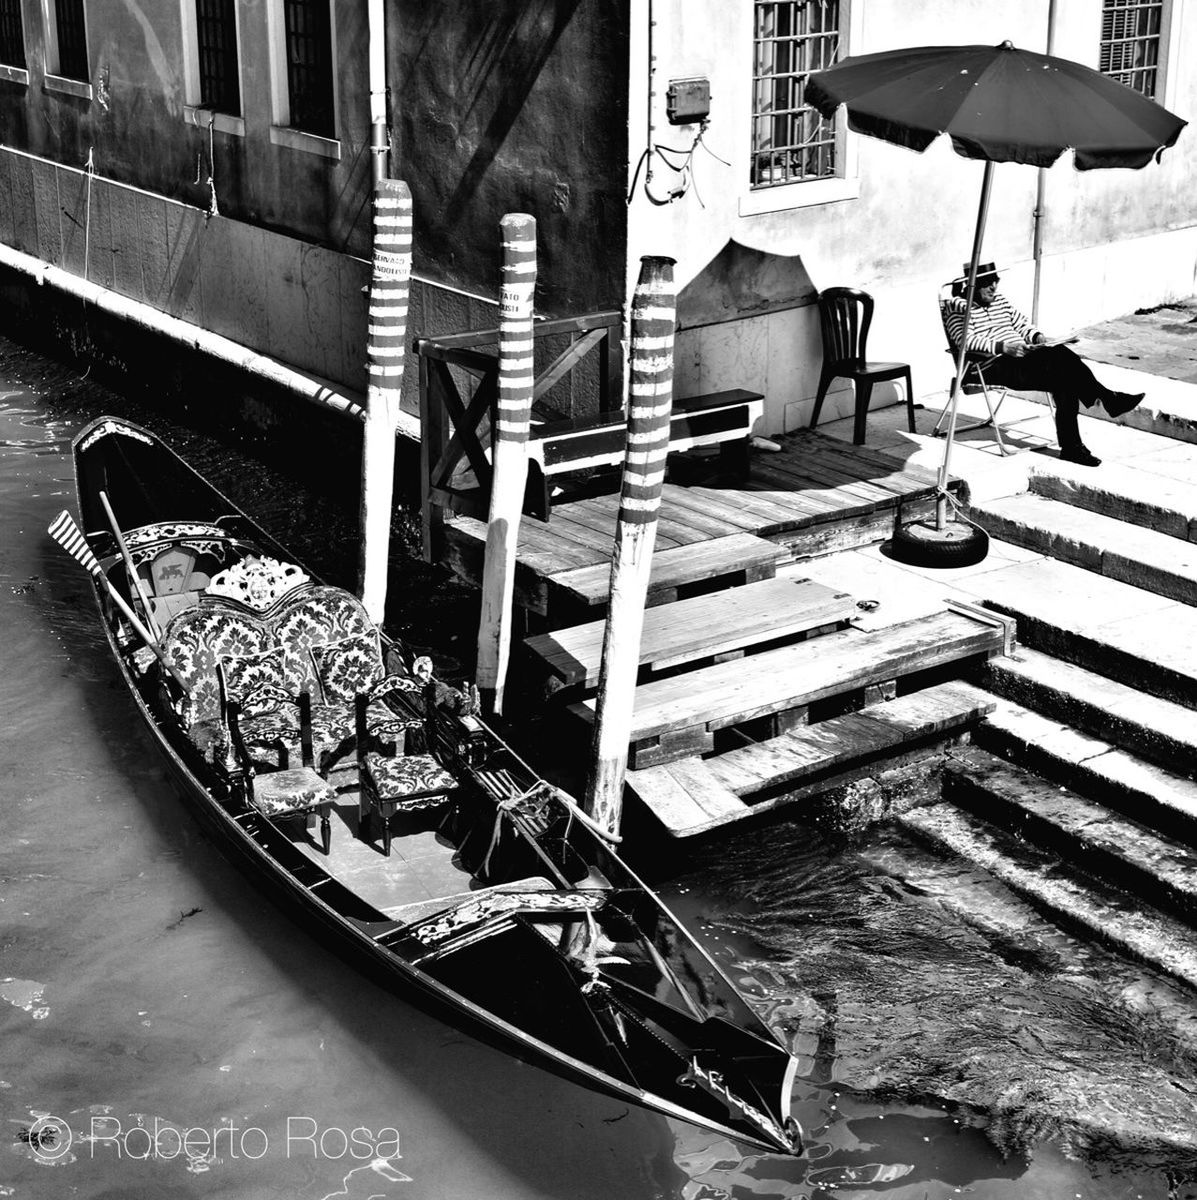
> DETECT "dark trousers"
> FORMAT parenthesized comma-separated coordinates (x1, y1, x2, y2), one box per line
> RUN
(983, 345, 1114, 448)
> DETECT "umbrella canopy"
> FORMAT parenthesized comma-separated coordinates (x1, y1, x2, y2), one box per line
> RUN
(802, 40, 1185, 563)
(805, 41, 1185, 169)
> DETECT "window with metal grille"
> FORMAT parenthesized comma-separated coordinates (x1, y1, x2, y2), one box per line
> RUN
(751, 0, 841, 188)
(0, 0, 24, 68)
(196, 0, 240, 114)
(53, 0, 88, 80)
(283, 0, 334, 137)
(1100, 0, 1163, 99)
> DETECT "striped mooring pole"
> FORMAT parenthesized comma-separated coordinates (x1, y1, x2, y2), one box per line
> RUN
(584, 255, 676, 835)
(359, 178, 413, 625)
(476, 213, 537, 717)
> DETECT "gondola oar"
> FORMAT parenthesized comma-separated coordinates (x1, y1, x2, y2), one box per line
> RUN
(99, 489, 162, 640)
(48, 509, 189, 692)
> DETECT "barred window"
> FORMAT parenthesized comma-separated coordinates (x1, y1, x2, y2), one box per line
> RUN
(0, 0, 24, 68)
(751, 0, 841, 188)
(54, 0, 89, 81)
(283, 0, 334, 137)
(196, 0, 240, 114)
(1100, 0, 1162, 99)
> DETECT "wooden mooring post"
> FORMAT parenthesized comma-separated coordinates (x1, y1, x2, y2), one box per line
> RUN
(476, 213, 537, 716)
(584, 255, 676, 835)
(359, 178, 413, 625)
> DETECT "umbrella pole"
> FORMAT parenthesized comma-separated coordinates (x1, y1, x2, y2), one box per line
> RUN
(937, 159, 994, 529)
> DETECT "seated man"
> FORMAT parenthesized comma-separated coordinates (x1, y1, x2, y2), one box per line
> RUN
(943, 262, 1143, 467)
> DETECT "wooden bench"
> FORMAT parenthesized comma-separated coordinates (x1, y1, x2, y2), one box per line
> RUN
(525, 575, 856, 690)
(625, 681, 997, 838)
(525, 389, 764, 519)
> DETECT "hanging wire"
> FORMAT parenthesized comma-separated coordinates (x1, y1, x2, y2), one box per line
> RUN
(206, 114, 220, 218)
(82, 146, 94, 285)
(629, 119, 729, 208)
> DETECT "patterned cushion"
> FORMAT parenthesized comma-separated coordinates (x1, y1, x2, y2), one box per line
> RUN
(239, 707, 354, 771)
(162, 604, 272, 724)
(312, 631, 384, 704)
(272, 586, 374, 693)
(220, 647, 289, 716)
(366, 752, 458, 801)
(250, 767, 336, 817)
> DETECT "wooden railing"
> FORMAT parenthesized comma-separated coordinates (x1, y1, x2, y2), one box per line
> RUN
(415, 310, 623, 561)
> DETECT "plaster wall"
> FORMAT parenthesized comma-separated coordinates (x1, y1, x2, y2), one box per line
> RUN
(0, 146, 497, 398)
(628, 0, 1197, 434)
(390, 0, 629, 318)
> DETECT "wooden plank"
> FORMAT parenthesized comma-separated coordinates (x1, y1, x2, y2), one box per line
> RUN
(525, 576, 856, 688)
(800, 430, 942, 486)
(560, 496, 695, 549)
(685, 485, 817, 535)
(658, 484, 769, 533)
(806, 441, 939, 500)
(624, 758, 745, 832)
(656, 487, 742, 539)
(749, 460, 879, 515)
(707, 681, 996, 795)
(547, 532, 786, 607)
(628, 681, 995, 836)
(762, 454, 897, 508)
(567, 610, 1005, 746)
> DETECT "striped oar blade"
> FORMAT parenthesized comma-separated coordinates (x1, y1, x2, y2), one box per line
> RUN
(48, 510, 103, 576)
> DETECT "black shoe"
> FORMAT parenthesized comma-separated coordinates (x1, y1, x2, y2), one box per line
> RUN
(1102, 391, 1145, 417)
(1060, 444, 1102, 467)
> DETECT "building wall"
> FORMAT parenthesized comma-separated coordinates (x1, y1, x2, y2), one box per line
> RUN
(391, 0, 629, 318)
(0, 0, 629, 409)
(626, 0, 1197, 435)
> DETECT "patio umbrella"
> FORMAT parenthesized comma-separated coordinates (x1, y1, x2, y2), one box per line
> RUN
(805, 40, 1185, 565)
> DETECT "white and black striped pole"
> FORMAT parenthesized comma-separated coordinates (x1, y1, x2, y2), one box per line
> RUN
(476, 213, 537, 717)
(359, 178, 413, 625)
(584, 255, 676, 835)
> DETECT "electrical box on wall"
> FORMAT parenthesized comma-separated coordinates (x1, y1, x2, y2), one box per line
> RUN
(666, 77, 711, 125)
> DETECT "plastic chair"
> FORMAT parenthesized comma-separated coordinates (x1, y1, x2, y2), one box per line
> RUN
(808, 287, 915, 445)
(935, 285, 1055, 455)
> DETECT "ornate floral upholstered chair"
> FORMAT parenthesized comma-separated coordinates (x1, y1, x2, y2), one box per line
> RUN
(353, 662, 459, 855)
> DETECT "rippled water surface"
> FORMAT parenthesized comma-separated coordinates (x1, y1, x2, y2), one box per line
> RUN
(3, 337, 1196, 1199)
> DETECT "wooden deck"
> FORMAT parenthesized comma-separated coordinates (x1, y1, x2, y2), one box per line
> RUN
(437, 428, 1005, 837)
(442, 429, 956, 622)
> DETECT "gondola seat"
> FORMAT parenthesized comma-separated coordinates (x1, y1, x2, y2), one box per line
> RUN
(160, 558, 425, 774)
(355, 690, 459, 855)
(248, 765, 338, 855)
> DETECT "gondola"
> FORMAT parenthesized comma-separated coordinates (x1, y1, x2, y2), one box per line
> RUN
(50, 415, 802, 1156)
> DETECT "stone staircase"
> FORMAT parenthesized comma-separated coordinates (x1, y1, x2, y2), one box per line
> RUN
(901, 440, 1197, 986)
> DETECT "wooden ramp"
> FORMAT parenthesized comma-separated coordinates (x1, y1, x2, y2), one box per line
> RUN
(625, 682, 996, 838)
(524, 575, 856, 689)
(566, 604, 1012, 770)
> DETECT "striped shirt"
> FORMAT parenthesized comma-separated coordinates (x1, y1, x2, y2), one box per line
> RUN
(943, 293, 1039, 357)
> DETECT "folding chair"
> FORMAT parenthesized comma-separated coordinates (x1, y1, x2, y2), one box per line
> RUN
(935, 280, 1054, 456)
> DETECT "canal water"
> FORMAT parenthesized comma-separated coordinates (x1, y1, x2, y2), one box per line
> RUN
(3, 336, 1197, 1199)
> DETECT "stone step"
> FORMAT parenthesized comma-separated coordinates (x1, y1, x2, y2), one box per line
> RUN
(979, 645, 1197, 778)
(971, 492, 1197, 607)
(957, 557, 1197, 709)
(625, 681, 994, 838)
(900, 801, 1197, 992)
(973, 693, 1197, 845)
(943, 746, 1197, 925)
(1027, 457, 1197, 542)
